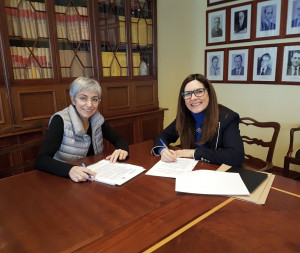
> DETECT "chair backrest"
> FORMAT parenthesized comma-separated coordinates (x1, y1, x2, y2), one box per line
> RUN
(0, 121, 47, 178)
(283, 126, 300, 177)
(287, 127, 300, 157)
(239, 117, 280, 171)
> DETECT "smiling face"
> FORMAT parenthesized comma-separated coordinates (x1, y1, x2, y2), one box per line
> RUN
(184, 80, 209, 114)
(72, 89, 100, 123)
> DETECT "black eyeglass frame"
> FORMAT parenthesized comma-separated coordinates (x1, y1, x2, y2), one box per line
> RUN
(181, 88, 208, 100)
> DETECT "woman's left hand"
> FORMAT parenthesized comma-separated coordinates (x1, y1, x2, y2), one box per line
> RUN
(174, 149, 195, 158)
(106, 149, 129, 163)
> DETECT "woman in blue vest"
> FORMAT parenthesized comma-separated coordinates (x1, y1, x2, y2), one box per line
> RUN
(35, 77, 129, 182)
(151, 73, 244, 166)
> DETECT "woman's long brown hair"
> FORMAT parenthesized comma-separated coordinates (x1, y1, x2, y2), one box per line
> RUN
(176, 74, 219, 148)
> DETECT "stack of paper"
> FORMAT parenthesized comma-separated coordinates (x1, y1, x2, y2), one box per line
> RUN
(88, 160, 145, 186)
(146, 158, 198, 178)
(217, 164, 274, 204)
(175, 170, 250, 196)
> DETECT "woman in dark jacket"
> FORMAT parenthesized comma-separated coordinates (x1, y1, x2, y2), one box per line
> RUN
(152, 73, 244, 166)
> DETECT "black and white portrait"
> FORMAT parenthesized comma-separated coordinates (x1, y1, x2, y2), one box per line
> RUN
(282, 45, 300, 82)
(228, 49, 249, 81)
(286, 0, 300, 35)
(206, 50, 224, 81)
(253, 47, 277, 81)
(256, 0, 281, 38)
(230, 4, 251, 41)
(208, 10, 226, 44)
(207, 0, 236, 6)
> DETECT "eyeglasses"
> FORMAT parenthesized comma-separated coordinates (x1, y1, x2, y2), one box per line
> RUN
(75, 96, 101, 104)
(181, 88, 208, 100)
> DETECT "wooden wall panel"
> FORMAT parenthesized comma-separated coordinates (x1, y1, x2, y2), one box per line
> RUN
(101, 82, 132, 115)
(19, 92, 55, 120)
(0, 87, 11, 126)
(134, 80, 158, 111)
(0, 128, 45, 178)
(0, 91, 5, 125)
(139, 111, 164, 142)
(11, 86, 60, 124)
(104, 117, 136, 152)
(62, 84, 71, 106)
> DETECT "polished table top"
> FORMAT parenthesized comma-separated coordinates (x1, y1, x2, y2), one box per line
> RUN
(0, 140, 299, 253)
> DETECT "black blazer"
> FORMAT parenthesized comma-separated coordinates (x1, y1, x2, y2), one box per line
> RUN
(152, 105, 245, 166)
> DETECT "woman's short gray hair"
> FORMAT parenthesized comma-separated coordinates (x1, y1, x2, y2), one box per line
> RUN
(69, 77, 101, 100)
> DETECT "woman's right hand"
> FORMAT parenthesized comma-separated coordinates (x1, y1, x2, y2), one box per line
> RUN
(69, 166, 96, 183)
(161, 148, 177, 162)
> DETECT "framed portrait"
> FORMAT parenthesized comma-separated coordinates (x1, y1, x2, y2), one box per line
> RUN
(286, 0, 300, 35)
(252, 47, 278, 82)
(228, 49, 249, 82)
(230, 4, 252, 41)
(256, 0, 281, 38)
(207, 0, 236, 7)
(207, 9, 226, 44)
(206, 50, 224, 81)
(281, 45, 300, 82)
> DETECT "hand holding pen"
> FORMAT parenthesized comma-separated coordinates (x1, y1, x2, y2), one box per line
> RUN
(69, 163, 96, 183)
(160, 138, 177, 162)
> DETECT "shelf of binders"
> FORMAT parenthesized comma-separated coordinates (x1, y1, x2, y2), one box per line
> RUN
(5, 0, 53, 80)
(59, 41, 93, 78)
(10, 39, 52, 80)
(55, 1, 92, 78)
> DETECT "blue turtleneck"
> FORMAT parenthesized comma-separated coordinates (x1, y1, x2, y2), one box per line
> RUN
(192, 111, 207, 148)
(158, 111, 207, 154)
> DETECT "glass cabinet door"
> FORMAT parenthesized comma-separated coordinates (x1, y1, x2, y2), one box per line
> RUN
(131, 0, 153, 76)
(5, 0, 53, 79)
(55, 0, 93, 78)
(98, 0, 128, 77)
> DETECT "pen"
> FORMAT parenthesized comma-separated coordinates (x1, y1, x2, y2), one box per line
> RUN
(82, 163, 91, 179)
(160, 138, 168, 149)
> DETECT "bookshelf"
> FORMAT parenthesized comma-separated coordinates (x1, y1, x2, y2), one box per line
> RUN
(55, 0, 93, 78)
(0, 0, 163, 178)
(5, 0, 53, 79)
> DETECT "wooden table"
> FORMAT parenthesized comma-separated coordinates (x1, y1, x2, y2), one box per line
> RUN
(0, 141, 299, 253)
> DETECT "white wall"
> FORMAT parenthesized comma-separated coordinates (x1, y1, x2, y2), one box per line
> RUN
(157, 0, 300, 171)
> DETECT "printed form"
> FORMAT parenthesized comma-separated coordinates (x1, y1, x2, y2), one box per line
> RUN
(146, 158, 198, 178)
(88, 160, 145, 186)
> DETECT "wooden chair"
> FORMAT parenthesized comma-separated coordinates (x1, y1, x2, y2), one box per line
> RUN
(0, 121, 47, 178)
(283, 127, 300, 178)
(239, 117, 280, 171)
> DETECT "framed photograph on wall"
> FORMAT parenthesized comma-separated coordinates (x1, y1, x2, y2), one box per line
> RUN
(228, 49, 249, 82)
(281, 45, 300, 82)
(206, 50, 224, 81)
(256, 0, 281, 38)
(207, 9, 226, 44)
(252, 47, 278, 82)
(286, 0, 300, 35)
(230, 4, 252, 41)
(207, 0, 236, 7)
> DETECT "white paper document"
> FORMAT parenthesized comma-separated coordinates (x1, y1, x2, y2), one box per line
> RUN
(146, 158, 198, 178)
(88, 160, 145, 186)
(175, 170, 250, 196)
